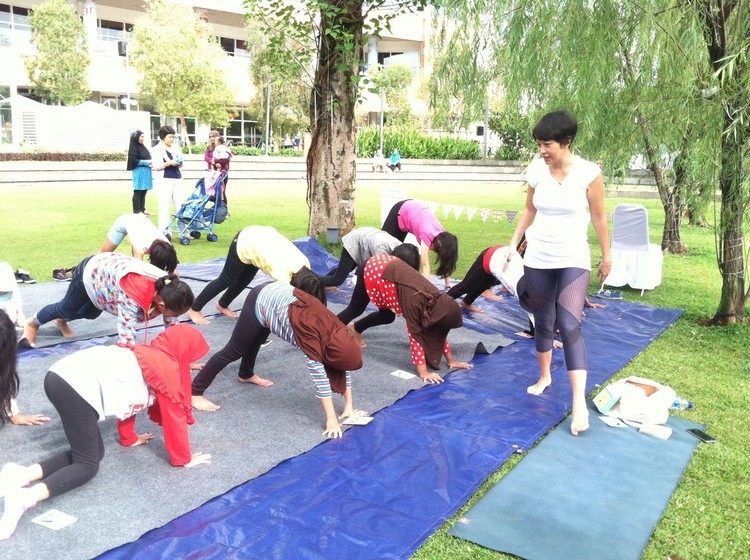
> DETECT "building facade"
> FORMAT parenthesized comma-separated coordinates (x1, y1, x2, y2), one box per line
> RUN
(0, 0, 432, 150)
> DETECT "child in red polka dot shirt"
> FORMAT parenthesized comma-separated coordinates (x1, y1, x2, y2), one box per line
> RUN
(338, 253, 472, 384)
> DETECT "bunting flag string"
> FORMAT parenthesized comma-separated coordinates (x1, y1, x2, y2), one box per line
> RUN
(393, 197, 522, 227)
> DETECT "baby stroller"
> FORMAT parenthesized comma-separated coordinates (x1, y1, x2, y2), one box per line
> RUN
(167, 172, 227, 245)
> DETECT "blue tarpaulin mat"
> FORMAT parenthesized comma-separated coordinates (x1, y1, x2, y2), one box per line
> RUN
(98, 284, 682, 560)
(448, 402, 703, 560)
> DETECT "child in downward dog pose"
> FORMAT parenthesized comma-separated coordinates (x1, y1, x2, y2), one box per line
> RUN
(0, 325, 211, 540)
(337, 253, 471, 384)
(191, 280, 363, 438)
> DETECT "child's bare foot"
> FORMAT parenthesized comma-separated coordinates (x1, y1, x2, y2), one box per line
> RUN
(553, 339, 564, 349)
(324, 286, 339, 291)
(215, 303, 238, 318)
(188, 309, 210, 325)
(346, 322, 366, 348)
(22, 319, 39, 347)
(191, 395, 220, 411)
(460, 301, 484, 313)
(527, 376, 552, 395)
(570, 403, 590, 435)
(238, 374, 273, 387)
(54, 319, 75, 338)
(481, 288, 503, 301)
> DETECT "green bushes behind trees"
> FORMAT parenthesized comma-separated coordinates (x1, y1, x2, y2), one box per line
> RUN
(356, 126, 482, 159)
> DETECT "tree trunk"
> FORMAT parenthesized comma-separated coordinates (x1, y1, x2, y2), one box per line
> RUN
(306, 3, 362, 238)
(622, 47, 685, 253)
(179, 114, 191, 147)
(713, 116, 747, 323)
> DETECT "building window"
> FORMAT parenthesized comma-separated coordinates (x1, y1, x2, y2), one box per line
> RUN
(0, 3, 32, 47)
(226, 109, 260, 146)
(98, 19, 125, 42)
(378, 52, 403, 65)
(218, 36, 249, 57)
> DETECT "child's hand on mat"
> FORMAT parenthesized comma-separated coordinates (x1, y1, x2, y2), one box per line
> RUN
(447, 360, 472, 370)
(184, 452, 212, 467)
(323, 419, 343, 439)
(10, 413, 51, 426)
(420, 371, 444, 384)
(130, 433, 155, 447)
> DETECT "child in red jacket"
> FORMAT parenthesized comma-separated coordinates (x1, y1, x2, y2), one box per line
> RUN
(0, 325, 211, 540)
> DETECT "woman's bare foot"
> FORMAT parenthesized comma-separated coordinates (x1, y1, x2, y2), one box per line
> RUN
(346, 322, 366, 348)
(191, 395, 220, 411)
(460, 301, 484, 313)
(22, 319, 39, 347)
(188, 309, 210, 325)
(215, 303, 238, 318)
(481, 288, 503, 301)
(238, 374, 273, 387)
(54, 319, 75, 338)
(527, 375, 552, 395)
(570, 402, 590, 435)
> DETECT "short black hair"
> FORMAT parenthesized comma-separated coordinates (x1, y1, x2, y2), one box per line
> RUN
(159, 125, 176, 140)
(390, 243, 420, 271)
(532, 110, 577, 146)
(290, 266, 326, 305)
(155, 275, 194, 312)
(148, 239, 178, 273)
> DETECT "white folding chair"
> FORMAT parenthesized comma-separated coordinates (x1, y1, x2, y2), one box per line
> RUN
(601, 204, 663, 295)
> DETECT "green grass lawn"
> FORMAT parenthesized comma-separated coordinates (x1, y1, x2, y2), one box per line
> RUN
(2, 178, 748, 558)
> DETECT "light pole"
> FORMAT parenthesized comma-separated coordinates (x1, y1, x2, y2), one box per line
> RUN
(264, 82, 272, 156)
(379, 89, 385, 153)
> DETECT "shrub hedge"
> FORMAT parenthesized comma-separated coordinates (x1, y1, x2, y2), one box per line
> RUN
(356, 126, 482, 160)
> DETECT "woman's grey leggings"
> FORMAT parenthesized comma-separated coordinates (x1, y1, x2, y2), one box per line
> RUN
(518, 266, 590, 371)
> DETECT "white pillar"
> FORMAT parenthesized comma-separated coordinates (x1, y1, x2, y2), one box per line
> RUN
(367, 37, 378, 70)
(82, 0, 98, 50)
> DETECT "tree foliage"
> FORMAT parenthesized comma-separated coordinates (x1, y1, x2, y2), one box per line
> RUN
(244, 0, 429, 236)
(129, 0, 235, 140)
(438, 0, 750, 321)
(25, 0, 90, 106)
(245, 18, 310, 144)
(367, 64, 416, 127)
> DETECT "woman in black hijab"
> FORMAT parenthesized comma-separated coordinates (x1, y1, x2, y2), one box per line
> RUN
(126, 130, 153, 214)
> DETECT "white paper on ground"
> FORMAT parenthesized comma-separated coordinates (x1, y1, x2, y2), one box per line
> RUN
(342, 416, 374, 426)
(390, 369, 417, 380)
(31, 509, 77, 531)
(599, 416, 629, 428)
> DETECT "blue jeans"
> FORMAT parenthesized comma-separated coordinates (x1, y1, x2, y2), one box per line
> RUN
(36, 256, 102, 325)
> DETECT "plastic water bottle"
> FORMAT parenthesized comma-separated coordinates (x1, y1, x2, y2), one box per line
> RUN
(671, 398, 693, 410)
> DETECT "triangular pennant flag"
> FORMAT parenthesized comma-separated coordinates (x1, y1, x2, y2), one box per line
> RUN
(428, 201, 440, 215)
(480, 208, 492, 223)
(505, 210, 518, 224)
(453, 205, 464, 220)
(466, 207, 478, 221)
(492, 209, 503, 223)
(442, 204, 453, 219)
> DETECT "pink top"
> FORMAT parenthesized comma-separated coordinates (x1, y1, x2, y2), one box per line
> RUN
(396, 200, 445, 248)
